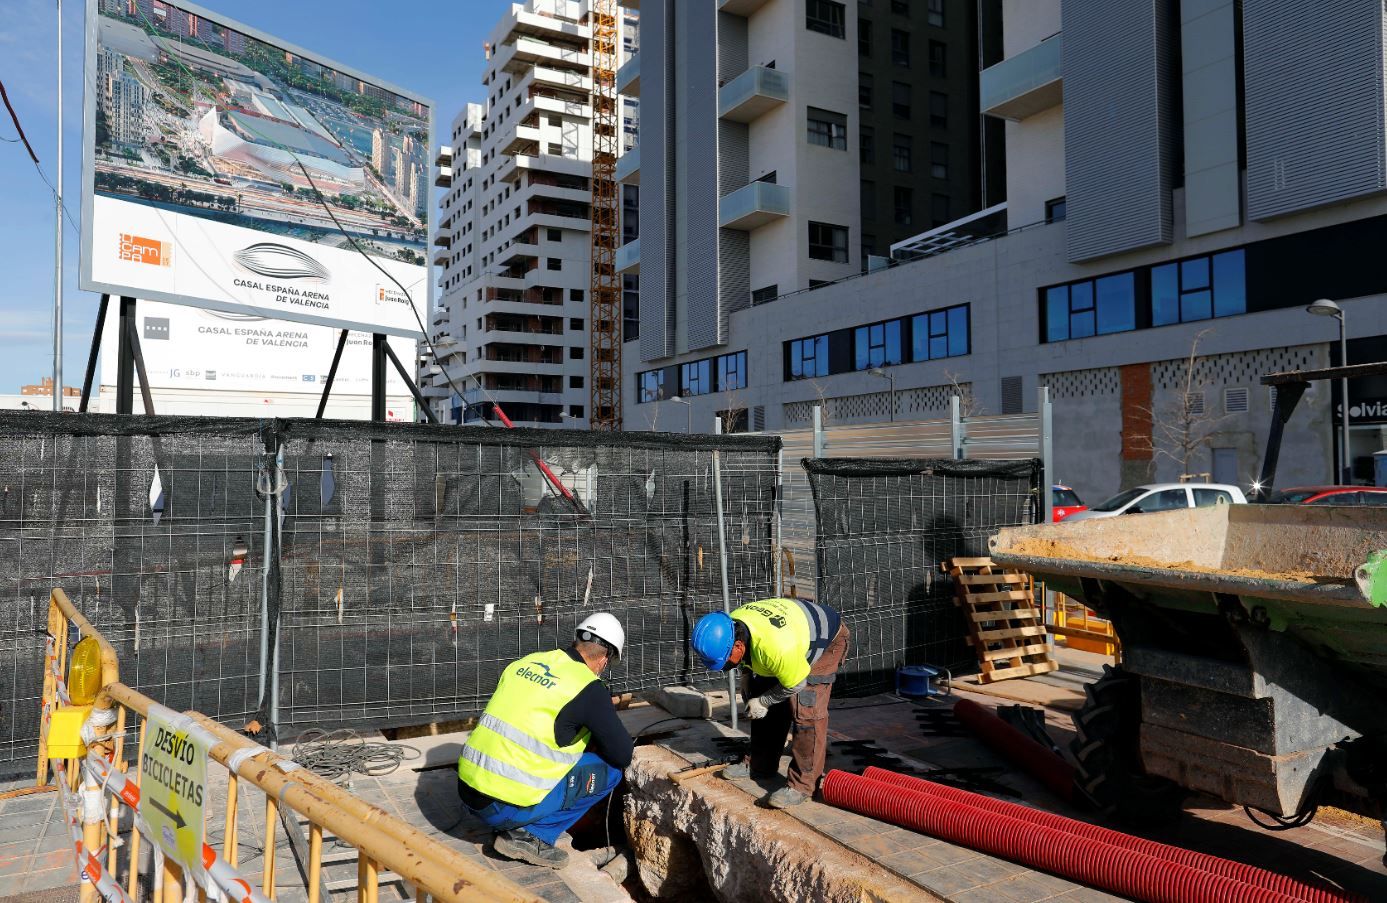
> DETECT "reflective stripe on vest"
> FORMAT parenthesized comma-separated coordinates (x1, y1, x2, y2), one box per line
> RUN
(794, 598, 834, 665)
(458, 649, 597, 807)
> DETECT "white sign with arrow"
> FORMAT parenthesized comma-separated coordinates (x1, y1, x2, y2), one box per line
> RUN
(139, 705, 213, 875)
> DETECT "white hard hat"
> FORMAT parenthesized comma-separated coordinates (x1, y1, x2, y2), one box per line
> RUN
(576, 612, 625, 659)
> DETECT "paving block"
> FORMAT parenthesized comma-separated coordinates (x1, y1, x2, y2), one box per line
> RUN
(647, 686, 712, 720)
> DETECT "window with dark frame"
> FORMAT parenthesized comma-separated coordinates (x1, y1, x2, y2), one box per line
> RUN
(928, 40, 947, 76)
(752, 284, 779, 305)
(806, 0, 847, 38)
(859, 18, 872, 55)
(788, 335, 830, 379)
(926, 0, 944, 27)
(859, 73, 874, 108)
(929, 90, 948, 127)
(891, 0, 907, 12)
(891, 80, 911, 118)
(547, 228, 562, 241)
(807, 107, 849, 150)
(637, 369, 664, 403)
(1151, 249, 1247, 326)
(911, 305, 970, 362)
(894, 185, 913, 225)
(809, 221, 850, 262)
(891, 28, 911, 67)
(680, 359, 712, 396)
(1043, 273, 1137, 342)
(1045, 196, 1067, 223)
(931, 192, 949, 225)
(930, 141, 948, 179)
(861, 180, 876, 219)
(860, 126, 875, 163)
(892, 133, 912, 172)
(547, 257, 562, 271)
(854, 320, 903, 369)
(718, 351, 747, 391)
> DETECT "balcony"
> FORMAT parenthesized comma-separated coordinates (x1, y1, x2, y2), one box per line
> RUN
(718, 181, 791, 230)
(434, 165, 453, 188)
(718, 0, 771, 14)
(616, 144, 639, 185)
(980, 32, 1062, 121)
(616, 238, 639, 274)
(718, 66, 790, 123)
(497, 37, 591, 75)
(532, 66, 592, 94)
(433, 231, 452, 248)
(617, 54, 640, 97)
(498, 152, 590, 184)
(503, 124, 542, 154)
(433, 248, 449, 267)
(500, 8, 590, 45)
(435, 145, 453, 166)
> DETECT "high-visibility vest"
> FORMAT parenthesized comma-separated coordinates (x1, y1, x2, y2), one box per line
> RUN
(458, 649, 598, 807)
(730, 597, 830, 689)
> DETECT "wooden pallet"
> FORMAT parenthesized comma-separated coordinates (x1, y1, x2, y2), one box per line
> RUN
(946, 557, 1058, 683)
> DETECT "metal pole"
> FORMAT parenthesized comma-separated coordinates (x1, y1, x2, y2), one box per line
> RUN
(812, 405, 824, 458)
(686, 404, 691, 435)
(257, 447, 274, 723)
(773, 446, 783, 596)
(78, 295, 109, 413)
(1340, 315, 1352, 484)
(53, 0, 63, 412)
(1039, 385, 1054, 524)
(269, 443, 284, 749)
(889, 374, 896, 422)
(950, 395, 964, 460)
(711, 417, 738, 731)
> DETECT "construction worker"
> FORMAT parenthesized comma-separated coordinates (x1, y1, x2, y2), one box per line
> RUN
(690, 598, 849, 808)
(457, 613, 633, 869)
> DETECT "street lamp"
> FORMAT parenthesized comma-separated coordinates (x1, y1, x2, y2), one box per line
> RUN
(558, 411, 579, 428)
(868, 367, 897, 422)
(1308, 298, 1352, 484)
(668, 396, 693, 434)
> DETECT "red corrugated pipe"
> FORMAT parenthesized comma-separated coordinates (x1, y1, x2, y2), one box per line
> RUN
(821, 770, 1306, 903)
(861, 767, 1361, 903)
(952, 697, 1075, 802)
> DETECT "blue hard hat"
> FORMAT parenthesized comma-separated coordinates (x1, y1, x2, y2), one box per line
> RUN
(691, 611, 736, 671)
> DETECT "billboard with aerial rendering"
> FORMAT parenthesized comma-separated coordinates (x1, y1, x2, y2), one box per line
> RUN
(81, 0, 433, 338)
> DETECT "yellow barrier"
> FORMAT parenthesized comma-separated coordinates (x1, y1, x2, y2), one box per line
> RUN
(36, 589, 542, 903)
(1042, 586, 1121, 659)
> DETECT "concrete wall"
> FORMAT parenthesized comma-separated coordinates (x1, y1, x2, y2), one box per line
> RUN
(1002, 0, 1061, 57)
(1004, 104, 1065, 227)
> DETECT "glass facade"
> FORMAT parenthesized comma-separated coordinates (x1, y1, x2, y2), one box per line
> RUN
(636, 350, 750, 403)
(785, 304, 969, 382)
(638, 370, 664, 403)
(855, 320, 903, 369)
(719, 351, 748, 391)
(680, 359, 712, 396)
(789, 336, 830, 379)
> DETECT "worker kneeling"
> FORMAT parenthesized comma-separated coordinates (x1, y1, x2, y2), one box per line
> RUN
(458, 613, 633, 869)
(692, 598, 849, 808)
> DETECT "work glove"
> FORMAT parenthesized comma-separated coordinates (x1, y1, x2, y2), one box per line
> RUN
(743, 697, 769, 720)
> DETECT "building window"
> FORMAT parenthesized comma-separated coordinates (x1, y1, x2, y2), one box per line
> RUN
(809, 222, 850, 262)
(891, 81, 911, 118)
(860, 126, 875, 163)
(930, 141, 948, 179)
(570, 375, 585, 389)
(928, 40, 947, 76)
(752, 284, 779, 305)
(859, 18, 872, 56)
(927, 0, 944, 27)
(894, 186, 913, 225)
(929, 90, 948, 127)
(788, 335, 830, 379)
(890, 29, 911, 67)
(891, 0, 908, 12)
(861, 180, 876, 219)
(570, 288, 584, 302)
(547, 228, 562, 241)
(569, 318, 583, 330)
(1045, 196, 1067, 223)
(931, 192, 949, 225)
(892, 133, 912, 172)
(854, 320, 903, 370)
(681, 359, 712, 396)
(570, 346, 584, 359)
(638, 369, 664, 403)
(1044, 273, 1137, 342)
(718, 351, 748, 391)
(912, 305, 970, 361)
(810, 279, 831, 288)
(547, 258, 563, 271)
(1151, 249, 1247, 326)
(859, 73, 873, 109)
(807, 107, 848, 150)
(861, 234, 876, 263)
(807, 0, 846, 38)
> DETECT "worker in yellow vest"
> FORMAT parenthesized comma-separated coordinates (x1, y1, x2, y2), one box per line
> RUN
(457, 613, 632, 869)
(691, 598, 849, 808)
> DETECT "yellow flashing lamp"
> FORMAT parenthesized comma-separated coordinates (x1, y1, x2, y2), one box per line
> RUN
(46, 705, 93, 760)
(67, 637, 102, 706)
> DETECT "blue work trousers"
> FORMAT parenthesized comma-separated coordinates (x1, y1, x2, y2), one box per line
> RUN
(461, 752, 622, 846)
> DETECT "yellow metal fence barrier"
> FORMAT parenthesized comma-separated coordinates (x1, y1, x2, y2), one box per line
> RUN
(35, 589, 542, 903)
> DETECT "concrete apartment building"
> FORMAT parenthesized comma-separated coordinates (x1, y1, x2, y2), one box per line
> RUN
(624, 0, 1387, 506)
(423, 0, 635, 426)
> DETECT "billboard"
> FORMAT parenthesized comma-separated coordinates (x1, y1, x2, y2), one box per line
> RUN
(99, 299, 413, 397)
(81, 0, 433, 338)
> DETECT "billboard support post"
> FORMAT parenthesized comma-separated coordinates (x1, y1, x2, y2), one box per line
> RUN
(78, 294, 110, 414)
(114, 296, 155, 416)
(315, 330, 350, 419)
(383, 341, 439, 425)
(371, 334, 387, 422)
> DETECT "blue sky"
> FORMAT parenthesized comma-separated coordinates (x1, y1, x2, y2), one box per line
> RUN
(0, 0, 489, 393)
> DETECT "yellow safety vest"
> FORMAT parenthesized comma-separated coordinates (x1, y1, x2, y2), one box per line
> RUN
(458, 649, 598, 807)
(731, 598, 813, 689)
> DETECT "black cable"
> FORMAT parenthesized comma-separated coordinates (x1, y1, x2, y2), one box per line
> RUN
(1244, 803, 1318, 831)
(290, 728, 421, 783)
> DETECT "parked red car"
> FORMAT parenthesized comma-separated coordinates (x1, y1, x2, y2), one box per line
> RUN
(1053, 485, 1088, 521)
(1269, 486, 1387, 506)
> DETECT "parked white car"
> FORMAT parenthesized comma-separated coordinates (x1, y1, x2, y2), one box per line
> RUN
(1063, 482, 1247, 521)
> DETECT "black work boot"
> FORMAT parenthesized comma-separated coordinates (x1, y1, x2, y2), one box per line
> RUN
(493, 828, 570, 869)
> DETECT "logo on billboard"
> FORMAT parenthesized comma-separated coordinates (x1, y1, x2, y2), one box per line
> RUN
(143, 318, 171, 341)
(119, 234, 173, 267)
(233, 243, 330, 281)
(375, 284, 411, 309)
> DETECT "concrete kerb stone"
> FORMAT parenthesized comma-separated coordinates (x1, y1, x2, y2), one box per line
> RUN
(645, 686, 714, 720)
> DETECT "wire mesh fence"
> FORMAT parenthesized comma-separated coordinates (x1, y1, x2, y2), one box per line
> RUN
(806, 457, 1042, 693)
(0, 412, 780, 773)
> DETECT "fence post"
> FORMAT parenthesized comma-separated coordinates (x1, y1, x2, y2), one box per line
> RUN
(950, 396, 964, 460)
(257, 439, 274, 731)
(1038, 386, 1054, 524)
(269, 442, 284, 748)
(773, 446, 783, 596)
(812, 405, 825, 459)
(711, 418, 739, 731)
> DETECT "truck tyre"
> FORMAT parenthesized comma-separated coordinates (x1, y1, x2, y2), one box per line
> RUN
(1070, 665, 1183, 825)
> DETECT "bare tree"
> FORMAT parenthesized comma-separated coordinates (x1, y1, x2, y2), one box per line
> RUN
(806, 378, 834, 428)
(1139, 329, 1233, 480)
(944, 369, 983, 417)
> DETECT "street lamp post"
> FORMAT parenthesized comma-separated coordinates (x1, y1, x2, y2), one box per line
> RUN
(1308, 298, 1352, 484)
(868, 368, 897, 422)
(669, 396, 692, 434)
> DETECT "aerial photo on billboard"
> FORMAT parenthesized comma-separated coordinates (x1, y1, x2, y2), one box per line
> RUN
(82, 0, 432, 337)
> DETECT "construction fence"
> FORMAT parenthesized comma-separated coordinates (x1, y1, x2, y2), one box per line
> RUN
(0, 412, 779, 771)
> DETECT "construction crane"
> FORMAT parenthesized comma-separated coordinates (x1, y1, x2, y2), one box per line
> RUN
(587, 0, 622, 430)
